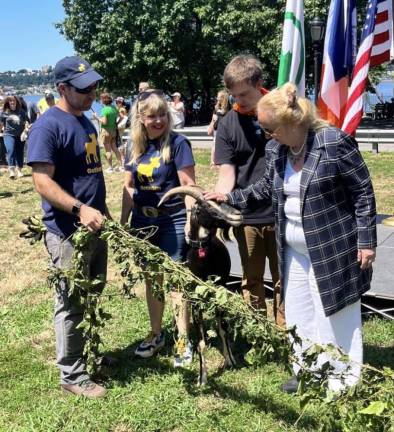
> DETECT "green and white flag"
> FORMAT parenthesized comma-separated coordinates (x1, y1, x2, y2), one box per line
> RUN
(277, 0, 305, 96)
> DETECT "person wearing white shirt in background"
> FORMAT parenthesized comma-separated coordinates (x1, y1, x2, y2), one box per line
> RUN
(169, 92, 185, 129)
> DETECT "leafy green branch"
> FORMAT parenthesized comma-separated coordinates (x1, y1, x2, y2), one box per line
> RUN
(23, 217, 394, 431)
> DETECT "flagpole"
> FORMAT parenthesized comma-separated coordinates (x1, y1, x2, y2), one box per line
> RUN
(310, 16, 325, 105)
(382, 0, 394, 227)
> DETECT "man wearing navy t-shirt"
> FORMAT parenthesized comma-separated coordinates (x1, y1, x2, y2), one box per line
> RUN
(28, 56, 108, 398)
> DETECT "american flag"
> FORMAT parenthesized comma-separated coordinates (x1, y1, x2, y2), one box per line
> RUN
(318, 0, 357, 128)
(342, 0, 393, 135)
(371, 0, 393, 66)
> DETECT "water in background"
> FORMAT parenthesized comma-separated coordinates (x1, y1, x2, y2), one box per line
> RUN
(23, 94, 103, 131)
(23, 81, 394, 119)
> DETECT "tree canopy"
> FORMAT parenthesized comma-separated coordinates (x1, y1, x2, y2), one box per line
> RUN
(57, 0, 385, 112)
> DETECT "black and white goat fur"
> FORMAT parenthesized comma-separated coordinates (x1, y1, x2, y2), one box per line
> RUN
(158, 185, 243, 385)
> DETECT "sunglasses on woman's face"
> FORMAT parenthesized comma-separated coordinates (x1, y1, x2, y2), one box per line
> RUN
(67, 82, 98, 94)
(261, 125, 278, 137)
(138, 90, 165, 101)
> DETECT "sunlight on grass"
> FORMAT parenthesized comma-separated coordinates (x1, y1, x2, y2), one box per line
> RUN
(0, 150, 393, 431)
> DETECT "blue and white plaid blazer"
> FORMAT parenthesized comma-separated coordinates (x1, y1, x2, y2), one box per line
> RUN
(229, 126, 377, 316)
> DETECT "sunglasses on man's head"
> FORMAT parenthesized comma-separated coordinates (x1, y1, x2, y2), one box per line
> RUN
(67, 82, 98, 94)
(138, 90, 164, 102)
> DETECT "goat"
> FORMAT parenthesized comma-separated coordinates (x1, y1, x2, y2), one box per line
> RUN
(158, 185, 243, 385)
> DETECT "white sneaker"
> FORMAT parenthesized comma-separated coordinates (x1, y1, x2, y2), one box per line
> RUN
(16, 167, 24, 178)
(9, 166, 16, 179)
(135, 332, 165, 358)
(105, 167, 114, 173)
(174, 338, 193, 368)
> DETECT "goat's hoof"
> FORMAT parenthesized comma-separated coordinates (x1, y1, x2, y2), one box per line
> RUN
(219, 359, 237, 370)
(197, 376, 208, 386)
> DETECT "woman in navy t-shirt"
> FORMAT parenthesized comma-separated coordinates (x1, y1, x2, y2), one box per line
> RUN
(120, 90, 196, 367)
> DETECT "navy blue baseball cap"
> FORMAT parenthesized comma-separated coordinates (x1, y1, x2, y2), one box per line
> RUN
(54, 56, 103, 89)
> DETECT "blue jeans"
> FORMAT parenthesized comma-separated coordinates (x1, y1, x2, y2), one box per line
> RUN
(3, 134, 25, 168)
(131, 208, 188, 261)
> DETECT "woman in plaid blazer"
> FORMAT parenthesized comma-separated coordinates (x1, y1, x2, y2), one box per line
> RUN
(205, 83, 377, 394)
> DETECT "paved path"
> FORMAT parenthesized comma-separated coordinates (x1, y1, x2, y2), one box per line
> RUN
(183, 121, 394, 151)
(227, 219, 394, 301)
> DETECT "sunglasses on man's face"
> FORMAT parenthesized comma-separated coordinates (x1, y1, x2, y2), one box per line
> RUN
(67, 82, 98, 94)
(138, 90, 164, 102)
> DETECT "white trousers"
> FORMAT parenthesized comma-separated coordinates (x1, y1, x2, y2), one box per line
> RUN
(284, 221, 363, 392)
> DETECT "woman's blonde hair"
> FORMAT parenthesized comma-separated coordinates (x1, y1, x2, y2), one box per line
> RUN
(215, 89, 230, 114)
(258, 82, 328, 130)
(130, 91, 173, 164)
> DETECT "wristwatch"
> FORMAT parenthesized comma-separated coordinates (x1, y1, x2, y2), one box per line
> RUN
(71, 200, 83, 216)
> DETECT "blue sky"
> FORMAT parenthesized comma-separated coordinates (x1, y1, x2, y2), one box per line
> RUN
(0, 0, 74, 72)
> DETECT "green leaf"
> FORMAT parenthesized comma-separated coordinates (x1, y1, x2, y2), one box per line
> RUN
(195, 285, 210, 297)
(358, 401, 388, 416)
(215, 287, 228, 305)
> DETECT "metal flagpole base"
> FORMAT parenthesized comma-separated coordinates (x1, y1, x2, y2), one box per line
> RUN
(382, 216, 394, 227)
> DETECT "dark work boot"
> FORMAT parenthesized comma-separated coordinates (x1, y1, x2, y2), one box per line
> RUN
(281, 376, 298, 394)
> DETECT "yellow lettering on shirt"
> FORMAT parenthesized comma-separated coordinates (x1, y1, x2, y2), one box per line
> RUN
(140, 185, 161, 191)
(87, 166, 103, 174)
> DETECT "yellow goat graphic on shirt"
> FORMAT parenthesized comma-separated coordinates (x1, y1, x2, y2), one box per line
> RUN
(85, 134, 99, 164)
(137, 156, 161, 182)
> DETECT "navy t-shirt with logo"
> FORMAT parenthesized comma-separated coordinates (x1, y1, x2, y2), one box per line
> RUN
(124, 132, 195, 209)
(27, 106, 106, 238)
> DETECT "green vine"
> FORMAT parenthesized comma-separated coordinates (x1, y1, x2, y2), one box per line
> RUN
(24, 217, 394, 431)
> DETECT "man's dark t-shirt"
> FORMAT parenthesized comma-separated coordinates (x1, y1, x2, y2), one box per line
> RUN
(214, 109, 274, 225)
(27, 106, 106, 238)
(0, 109, 28, 137)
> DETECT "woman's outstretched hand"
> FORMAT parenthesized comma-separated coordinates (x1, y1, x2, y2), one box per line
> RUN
(203, 191, 229, 203)
(357, 248, 376, 270)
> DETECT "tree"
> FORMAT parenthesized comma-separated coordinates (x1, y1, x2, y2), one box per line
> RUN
(58, 0, 289, 115)
(57, 0, 388, 117)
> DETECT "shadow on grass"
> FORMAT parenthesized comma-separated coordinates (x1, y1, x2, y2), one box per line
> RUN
(377, 213, 392, 224)
(0, 187, 34, 199)
(364, 344, 394, 369)
(203, 379, 317, 430)
(98, 339, 318, 431)
(0, 191, 12, 199)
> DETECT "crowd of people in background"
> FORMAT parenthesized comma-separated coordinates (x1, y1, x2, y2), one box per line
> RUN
(0, 80, 214, 179)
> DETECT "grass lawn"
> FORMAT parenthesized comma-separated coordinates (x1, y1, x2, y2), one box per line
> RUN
(0, 149, 393, 432)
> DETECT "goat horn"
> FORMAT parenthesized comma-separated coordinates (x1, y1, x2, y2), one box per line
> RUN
(158, 185, 204, 207)
(158, 185, 243, 227)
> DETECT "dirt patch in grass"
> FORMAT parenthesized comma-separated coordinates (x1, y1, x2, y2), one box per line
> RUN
(109, 424, 136, 432)
(30, 329, 53, 351)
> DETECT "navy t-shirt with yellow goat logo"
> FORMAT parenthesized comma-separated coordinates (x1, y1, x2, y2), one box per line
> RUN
(124, 133, 195, 209)
(27, 106, 106, 238)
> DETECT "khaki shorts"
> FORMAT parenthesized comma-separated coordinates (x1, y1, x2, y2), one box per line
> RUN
(100, 128, 116, 147)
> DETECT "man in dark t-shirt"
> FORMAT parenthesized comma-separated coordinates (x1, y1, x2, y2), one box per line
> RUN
(214, 55, 284, 325)
(27, 56, 108, 399)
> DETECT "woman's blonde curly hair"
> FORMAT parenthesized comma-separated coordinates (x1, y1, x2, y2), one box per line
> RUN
(258, 82, 328, 130)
